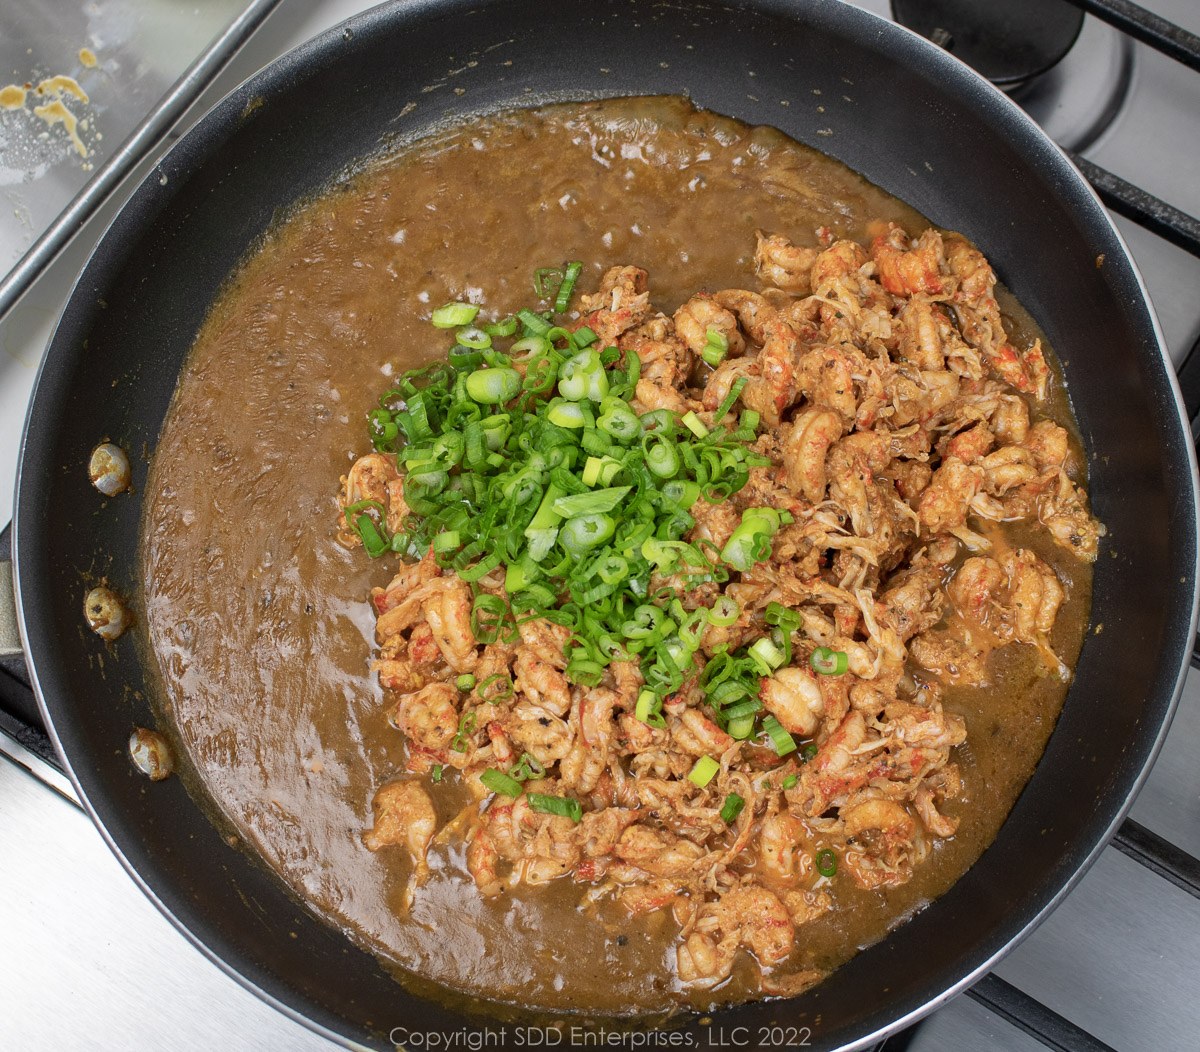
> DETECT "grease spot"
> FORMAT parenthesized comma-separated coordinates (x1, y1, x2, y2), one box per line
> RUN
(33, 100, 86, 157)
(36, 75, 88, 102)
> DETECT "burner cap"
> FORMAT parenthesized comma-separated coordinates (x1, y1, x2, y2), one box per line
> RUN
(892, 0, 1085, 85)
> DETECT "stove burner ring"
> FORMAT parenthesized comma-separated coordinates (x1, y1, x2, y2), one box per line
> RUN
(892, 0, 1135, 153)
(891, 0, 1085, 86)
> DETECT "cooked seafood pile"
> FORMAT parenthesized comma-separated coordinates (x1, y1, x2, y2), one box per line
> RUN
(338, 223, 1100, 994)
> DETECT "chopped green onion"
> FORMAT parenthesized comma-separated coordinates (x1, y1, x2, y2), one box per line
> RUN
(552, 486, 631, 517)
(471, 594, 515, 644)
(810, 647, 849, 676)
(465, 367, 521, 404)
(721, 507, 783, 572)
(527, 792, 583, 823)
(547, 402, 586, 429)
(742, 507, 789, 531)
(762, 714, 797, 756)
(765, 601, 801, 633)
(721, 699, 762, 720)
(482, 316, 519, 338)
(560, 513, 616, 552)
(701, 329, 730, 367)
(573, 325, 598, 347)
(509, 751, 545, 782)
(749, 636, 786, 672)
(481, 768, 523, 797)
(517, 308, 552, 337)
(504, 560, 530, 594)
(727, 714, 756, 739)
(356, 267, 780, 715)
(719, 793, 745, 824)
(802, 743, 819, 761)
(456, 673, 476, 691)
(782, 774, 798, 790)
(432, 530, 461, 553)
(582, 456, 604, 487)
(450, 711, 477, 752)
(432, 764, 444, 783)
(712, 376, 748, 423)
(534, 267, 564, 299)
(431, 302, 480, 328)
(598, 403, 640, 440)
(707, 595, 740, 627)
(559, 349, 610, 401)
(456, 325, 492, 349)
(354, 514, 389, 558)
(688, 755, 720, 787)
(634, 688, 666, 728)
(554, 261, 583, 314)
(510, 335, 552, 361)
(662, 479, 701, 509)
(816, 848, 838, 877)
(478, 673, 514, 703)
(644, 435, 681, 478)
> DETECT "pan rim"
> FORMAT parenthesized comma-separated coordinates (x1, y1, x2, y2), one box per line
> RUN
(12, 0, 1200, 1048)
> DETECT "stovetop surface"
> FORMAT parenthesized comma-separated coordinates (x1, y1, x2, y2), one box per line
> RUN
(2, 1, 1199, 1049)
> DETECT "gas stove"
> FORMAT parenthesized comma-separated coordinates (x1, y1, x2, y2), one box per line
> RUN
(2, 2, 1199, 1049)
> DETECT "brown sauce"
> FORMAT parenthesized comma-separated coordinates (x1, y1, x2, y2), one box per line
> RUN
(139, 96, 1091, 1014)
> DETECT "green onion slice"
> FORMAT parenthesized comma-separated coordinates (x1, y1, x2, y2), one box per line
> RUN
(554, 261, 583, 314)
(518, 308, 552, 337)
(552, 486, 631, 517)
(465, 367, 521, 404)
(456, 325, 492, 350)
(456, 673, 476, 691)
(810, 646, 849, 675)
(482, 316, 519, 338)
(816, 848, 838, 877)
(712, 376, 748, 423)
(707, 595, 740, 627)
(354, 514, 389, 558)
(478, 673, 514, 703)
(749, 636, 786, 673)
(720, 792, 746, 824)
(534, 267, 564, 300)
(688, 755, 720, 787)
(432, 302, 480, 328)
(481, 768, 523, 797)
(560, 513, 615, 552)
(527, 792, 583, 823)
(762, 714, 797, 756)
(509, 751, 545, 782)
(432, 531, 461, 554)
(727, 714, 756, 740)
(681, 411, 709, 438)
(573, 325, 598, 347)
(782, 773, 798, 790)
(634, 688, 666, 728)
(450, 711, 477, 752)
(764, 601, 801, 633)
